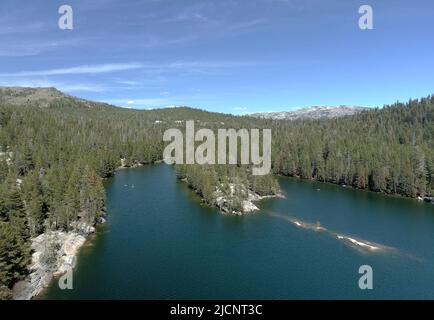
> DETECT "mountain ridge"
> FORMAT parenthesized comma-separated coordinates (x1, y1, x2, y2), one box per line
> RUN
(0, 87, 371, 121)
(250, 105, 371, 120)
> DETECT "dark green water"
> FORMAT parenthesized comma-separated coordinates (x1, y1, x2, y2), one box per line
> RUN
(45, 164, 434, 299)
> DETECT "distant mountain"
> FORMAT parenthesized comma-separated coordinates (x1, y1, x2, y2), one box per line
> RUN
(0, 87, 114, 109)
(0, 86, 265, 127)
(250, 105, 370, 120)
(0, 87, 68, 106)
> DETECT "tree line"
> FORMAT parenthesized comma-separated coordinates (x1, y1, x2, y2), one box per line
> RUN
(271, 96, 434, 197)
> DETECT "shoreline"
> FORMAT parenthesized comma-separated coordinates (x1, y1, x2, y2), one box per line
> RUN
(122, 163, 432, 206)
(11, 159, 162, 300)
(12, 219, 105, 300)
(276, 173, 434, 204)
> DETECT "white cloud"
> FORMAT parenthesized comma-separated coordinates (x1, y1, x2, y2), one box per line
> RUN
(103, 98, 172, 108)
(0, 21, 47, 35)
(116, 80, 141, 86)
(0, 38, 86, 57)
(0, 60, 255, 79)
(0, 63, 144, 77)
(59, 84, 107, 93)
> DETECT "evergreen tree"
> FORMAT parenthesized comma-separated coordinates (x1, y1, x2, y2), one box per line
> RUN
(23, 172, 46, 236)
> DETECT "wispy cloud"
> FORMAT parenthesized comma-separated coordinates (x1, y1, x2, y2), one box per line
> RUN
(0, 38, 86, 57)
(58, 84, 108, 93)
(1, 63, 143, 77)
(136, 61, 257, 77)
(116, 80, 141, 86)
(272, 0, 314, 12)
(0, 21, 47, 35)
(0, 63, 144, 77)
(0, 60, 251, 78)
(114, 76, 167, 87)
(0, 47, 42, 57)
(161, 12, 217, 24)
(224, 18, 268, 35)
(103, 98, 172, 108)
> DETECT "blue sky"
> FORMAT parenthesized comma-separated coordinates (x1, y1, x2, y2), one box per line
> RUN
(0, 0, 433, 114)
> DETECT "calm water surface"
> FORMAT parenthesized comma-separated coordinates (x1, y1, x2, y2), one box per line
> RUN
(45, 164, 434, 299)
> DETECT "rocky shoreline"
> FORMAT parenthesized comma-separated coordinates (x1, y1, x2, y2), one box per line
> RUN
(12, 220, 104, 300)
(209, 183, 284, 215)
(216, 190, 285, 215)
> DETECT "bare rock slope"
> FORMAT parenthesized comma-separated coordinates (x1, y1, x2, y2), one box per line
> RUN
(251, 105, 370, 120)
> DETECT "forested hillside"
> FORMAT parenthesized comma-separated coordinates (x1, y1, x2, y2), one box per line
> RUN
(0, 87, 433, 298)
(0, 92, 162, 297)
(272, 96, 434, 198)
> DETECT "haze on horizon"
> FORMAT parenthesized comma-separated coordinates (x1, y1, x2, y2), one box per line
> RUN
(0, 0, 433, 114)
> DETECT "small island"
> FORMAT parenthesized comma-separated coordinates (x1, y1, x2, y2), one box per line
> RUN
(176, 164, 283, 215)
